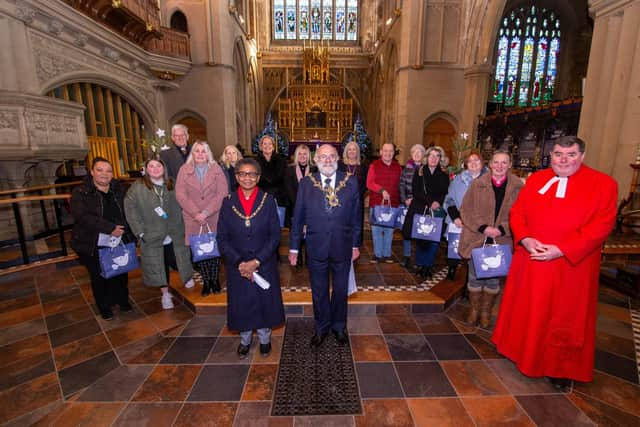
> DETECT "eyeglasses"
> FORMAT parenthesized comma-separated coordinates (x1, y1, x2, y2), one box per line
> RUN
(316, 154, 338, 161)
(236, 171, 259, 178)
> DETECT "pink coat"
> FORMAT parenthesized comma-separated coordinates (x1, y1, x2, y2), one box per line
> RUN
(176, 161, 228, 245)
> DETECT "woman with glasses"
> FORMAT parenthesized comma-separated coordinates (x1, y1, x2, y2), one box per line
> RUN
(402, 146, 449, 278)
(217, 158, 285, 359)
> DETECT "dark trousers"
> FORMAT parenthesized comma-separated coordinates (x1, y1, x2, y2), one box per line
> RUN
(163, 243, 178, 285)
(79, 253, 129, 314)
(308, 257, 350, 335)
(195, 257, 221, 289)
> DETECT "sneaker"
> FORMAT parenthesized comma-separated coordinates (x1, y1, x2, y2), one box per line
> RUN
(101, 309, 114, 321)
(369, 257, 380, 264)
(384, 257, 395, 264)
(161, 294, 174, 310)
(184, 278, 195, 289)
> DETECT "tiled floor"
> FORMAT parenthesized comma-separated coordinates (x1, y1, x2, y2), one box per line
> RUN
(0, 254, 639, 426)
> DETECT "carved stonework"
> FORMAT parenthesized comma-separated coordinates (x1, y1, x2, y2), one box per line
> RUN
(16, 4, 36, 24)
(33, 48, 83, 83)
(0, 112, 20, 130)
(73, 33, 88, 48)
(102, 46, 121, 62)
(47, 19, 63, 36)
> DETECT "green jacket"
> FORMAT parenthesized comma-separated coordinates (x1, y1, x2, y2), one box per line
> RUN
(125, 180, 193, 286)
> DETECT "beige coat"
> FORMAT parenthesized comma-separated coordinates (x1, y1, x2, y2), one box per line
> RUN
(458, 173, 523, 259)
(175, 161, 227, 245)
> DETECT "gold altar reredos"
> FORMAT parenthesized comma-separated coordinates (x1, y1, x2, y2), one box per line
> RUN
(277, 45, 353, 144)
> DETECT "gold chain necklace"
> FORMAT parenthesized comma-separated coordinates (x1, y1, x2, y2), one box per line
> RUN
(309, 174, 349, 208)
(231, 192, 268, 227)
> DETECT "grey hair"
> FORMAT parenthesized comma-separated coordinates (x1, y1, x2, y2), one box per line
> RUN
(409, 144, 426, 158)
(171, 124, 189, 138)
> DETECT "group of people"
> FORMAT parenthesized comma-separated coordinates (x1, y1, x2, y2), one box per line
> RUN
(72, 128, 617, 389)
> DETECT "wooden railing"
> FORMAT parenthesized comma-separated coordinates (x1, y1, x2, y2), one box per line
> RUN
(88, 136, 124, 178)
(146, 27, 191, 60)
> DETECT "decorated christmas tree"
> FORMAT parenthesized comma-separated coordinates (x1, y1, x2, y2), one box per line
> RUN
(341, 114, 370, 158)
(253, 112, 289, 156)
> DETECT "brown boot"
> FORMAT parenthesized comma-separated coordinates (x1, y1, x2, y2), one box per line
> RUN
(479, 289, 499, 328)
(466, 289, 482, 325)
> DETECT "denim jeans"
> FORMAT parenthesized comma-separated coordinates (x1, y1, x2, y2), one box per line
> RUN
(371, 225, 393, 258)
(239, 328, 272, 346)
(402, 239, 412, 257)
(414, 239, 439, 267)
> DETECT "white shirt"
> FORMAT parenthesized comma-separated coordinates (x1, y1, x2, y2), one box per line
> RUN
(320, 172, 336, 189)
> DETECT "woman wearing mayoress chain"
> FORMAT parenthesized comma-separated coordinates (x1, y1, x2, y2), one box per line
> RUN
(217, 158, 285, 359)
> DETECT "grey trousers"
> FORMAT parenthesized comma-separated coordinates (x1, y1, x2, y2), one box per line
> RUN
(240, 328, 272, 346)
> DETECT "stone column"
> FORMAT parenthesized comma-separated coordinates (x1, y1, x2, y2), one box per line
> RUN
(580, 0, 640, 202)
(461, 64, 493, 142)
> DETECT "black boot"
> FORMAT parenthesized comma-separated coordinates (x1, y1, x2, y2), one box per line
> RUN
(447, 265, 457, 280)
(212, 276, 221, 294)
(201, 281, 211, 297)
(400, 257, 411, 269)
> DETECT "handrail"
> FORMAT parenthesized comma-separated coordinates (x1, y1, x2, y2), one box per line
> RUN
(0, 194, 71, 206)
(0, 182, 82, 197)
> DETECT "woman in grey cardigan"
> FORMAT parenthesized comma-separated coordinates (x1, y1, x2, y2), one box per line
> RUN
(125, 158, 194, 310)
(399, 144, 426, 269)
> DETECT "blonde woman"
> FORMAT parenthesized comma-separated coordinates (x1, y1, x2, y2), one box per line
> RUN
(176, 141, 228, 295)
(339, 141, 368, 230)
(219, 144, 243, 194)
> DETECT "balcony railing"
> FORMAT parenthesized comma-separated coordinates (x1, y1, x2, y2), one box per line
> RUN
(145, 27, 191, 60)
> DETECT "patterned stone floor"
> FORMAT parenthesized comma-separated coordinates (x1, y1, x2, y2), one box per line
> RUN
(0, 252, 639, 427)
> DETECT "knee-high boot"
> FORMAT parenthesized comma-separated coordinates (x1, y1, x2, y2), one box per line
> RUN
(479, 288, 499, 328)
(197, 260, 211, 297)
(211, 257, 221, 293)
(466, 288, 482, 325)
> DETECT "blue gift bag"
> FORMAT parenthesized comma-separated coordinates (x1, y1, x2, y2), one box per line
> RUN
(189, 225, 220, 262)
(395, 207, 408, 229)
(447, 232, 461, 259)
(276, 205, 286, 228)
(471, 242, 512, 278)
(99, 242, 140, 278)
(371, 202, 400, 228)
(411, 209, 443, 241)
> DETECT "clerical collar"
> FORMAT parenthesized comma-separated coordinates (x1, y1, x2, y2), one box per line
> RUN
(491, 175, 507, 187)
(538, 175, 568, 198)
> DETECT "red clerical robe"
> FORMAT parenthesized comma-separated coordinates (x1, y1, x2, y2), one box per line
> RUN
(491, 165, 617, 382)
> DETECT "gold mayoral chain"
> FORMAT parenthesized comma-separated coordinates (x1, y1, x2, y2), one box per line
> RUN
(232, 193, 268, 227)
(309, 174, 349, 208)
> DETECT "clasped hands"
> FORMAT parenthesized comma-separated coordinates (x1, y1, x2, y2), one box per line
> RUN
(238, 259, 259, 281)
(520, 237, 563, 262)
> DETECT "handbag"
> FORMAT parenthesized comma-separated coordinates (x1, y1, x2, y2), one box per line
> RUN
(447, 232, 461, 259)
(189, 224, 220, 262)
(395, 207, 408, 230)
(371, 200, 400, 228)
(99, 242, 140, 278)
(411, 208, 444, 242)
(471, 239, 512, 278)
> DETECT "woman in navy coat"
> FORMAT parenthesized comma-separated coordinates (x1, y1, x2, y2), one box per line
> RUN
(217, 158, 285, 359)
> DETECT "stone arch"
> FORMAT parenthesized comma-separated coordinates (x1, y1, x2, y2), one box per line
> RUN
(169, 9, 189, 33)
(423, 112, 459, 164)
(233, 37, 250, 150)
(41, 72, 156, 131)
(169, 109, 208, 143)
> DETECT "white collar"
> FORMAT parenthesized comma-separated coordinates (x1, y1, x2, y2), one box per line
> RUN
(538, 175, 568, 198)
(320, 172, 336, 188)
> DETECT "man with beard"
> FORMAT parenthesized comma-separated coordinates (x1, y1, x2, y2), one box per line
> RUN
(289, 144, 362, 347)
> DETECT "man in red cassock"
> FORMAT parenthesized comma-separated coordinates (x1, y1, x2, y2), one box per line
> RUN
(491, 136, 617, 391)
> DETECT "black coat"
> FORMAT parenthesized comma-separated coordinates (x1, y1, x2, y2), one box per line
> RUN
(256, 153, 287, 206)
(402, 166, 450, 239)
(160, 145, 190, 180)
(71, 176, 134, 257)
(217, 190, 285, 331)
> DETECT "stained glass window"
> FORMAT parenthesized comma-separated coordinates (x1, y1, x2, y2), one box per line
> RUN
(272, 0, 358, 41)
(492, 5, 561, 107)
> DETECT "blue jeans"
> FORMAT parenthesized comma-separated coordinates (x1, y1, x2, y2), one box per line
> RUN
(415, 240, 438, 267)
(403, 239, 412, 257)
(371, 225, 393, 258)
(240, 328, 271, 346)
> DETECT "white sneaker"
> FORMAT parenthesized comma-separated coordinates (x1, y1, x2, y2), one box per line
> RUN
(161, 294, 174, 310)
(184, 278, 195, 289)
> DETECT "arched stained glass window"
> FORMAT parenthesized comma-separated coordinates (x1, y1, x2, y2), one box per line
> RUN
(492, 5, 561, 107)
(273, 0, 358, 41)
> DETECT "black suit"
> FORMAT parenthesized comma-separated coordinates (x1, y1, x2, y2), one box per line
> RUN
(160, 145, 190, 181)
(290, 171, 361, 334)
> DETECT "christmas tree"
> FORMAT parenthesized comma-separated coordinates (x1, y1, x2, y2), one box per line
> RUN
(341, 114, 370, 158)
(253, 113, 289, 156)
